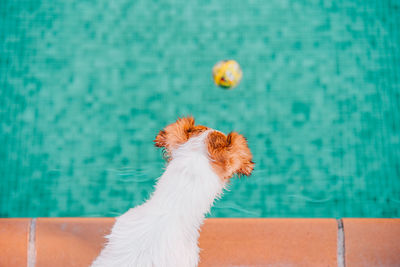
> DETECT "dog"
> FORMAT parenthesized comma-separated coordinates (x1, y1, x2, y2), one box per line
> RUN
(91, 117, 254, 267)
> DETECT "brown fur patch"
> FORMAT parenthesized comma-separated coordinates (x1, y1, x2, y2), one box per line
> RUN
(207, 131, 254, 179)
(154, 117, 254, 179)
(154, 117, 208, 158)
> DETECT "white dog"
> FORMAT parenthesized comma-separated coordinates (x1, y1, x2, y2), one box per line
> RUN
(91, 117, 254, 267)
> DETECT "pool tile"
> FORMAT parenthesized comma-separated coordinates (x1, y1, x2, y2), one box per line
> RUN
(343, 218, 400, 267)
(198, 218, 337, 267)
(0, 218, 30, 267)
(35, 217, 114, 267)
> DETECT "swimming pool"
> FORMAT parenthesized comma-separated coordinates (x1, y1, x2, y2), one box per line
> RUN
(1, 0, 399, 218)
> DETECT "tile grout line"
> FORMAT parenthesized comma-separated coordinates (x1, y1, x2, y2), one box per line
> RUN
(27, 218, 36, 267)
(337, 218, 345, 267)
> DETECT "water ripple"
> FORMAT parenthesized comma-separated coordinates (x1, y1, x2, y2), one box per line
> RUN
(214, 203, 260, 216)
(287, 194, 332, 203)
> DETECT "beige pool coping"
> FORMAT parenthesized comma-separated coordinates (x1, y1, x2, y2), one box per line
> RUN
(0, 218, 399, 267)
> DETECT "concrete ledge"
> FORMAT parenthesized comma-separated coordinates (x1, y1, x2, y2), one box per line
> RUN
(343, 219, 400, 267)
(0, 218, 399, 267)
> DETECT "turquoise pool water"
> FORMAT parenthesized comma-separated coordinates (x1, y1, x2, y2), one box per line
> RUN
(1, 0, 399, 218)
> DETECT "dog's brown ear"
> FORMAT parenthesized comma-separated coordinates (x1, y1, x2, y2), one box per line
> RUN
(227, 132, 254, 177)
(154, 130, 167, 148)
(236, 159, 255, 176)
(207, 131, 254, 179)
(207, 131, 230, 178)
(173, 116, 196, 141)
(154, 116, 207, 151)
(207, 131, 229, 159)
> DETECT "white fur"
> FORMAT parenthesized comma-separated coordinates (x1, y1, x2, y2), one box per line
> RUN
(91, 130, 226, 267)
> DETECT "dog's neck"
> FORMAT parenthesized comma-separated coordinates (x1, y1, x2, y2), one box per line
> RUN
(147, 130, 225, 227)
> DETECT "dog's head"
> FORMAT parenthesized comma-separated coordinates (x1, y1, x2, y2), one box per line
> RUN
(154, 116, 254, 179)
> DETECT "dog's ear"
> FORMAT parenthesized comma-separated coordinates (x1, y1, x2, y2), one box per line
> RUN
(207, 131, 254, 179)
(227, 132, 254, 177)
(173, 116, 196, 142)
(154, 130, 167, 148)
(154, 116, 206, 151)
(207, 131, 230, 163)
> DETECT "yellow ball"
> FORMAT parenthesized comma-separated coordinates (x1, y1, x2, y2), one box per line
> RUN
(212, 60, 242, 89)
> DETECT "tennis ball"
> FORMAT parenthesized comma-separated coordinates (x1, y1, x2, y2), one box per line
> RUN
(212, 60, 242, 89)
